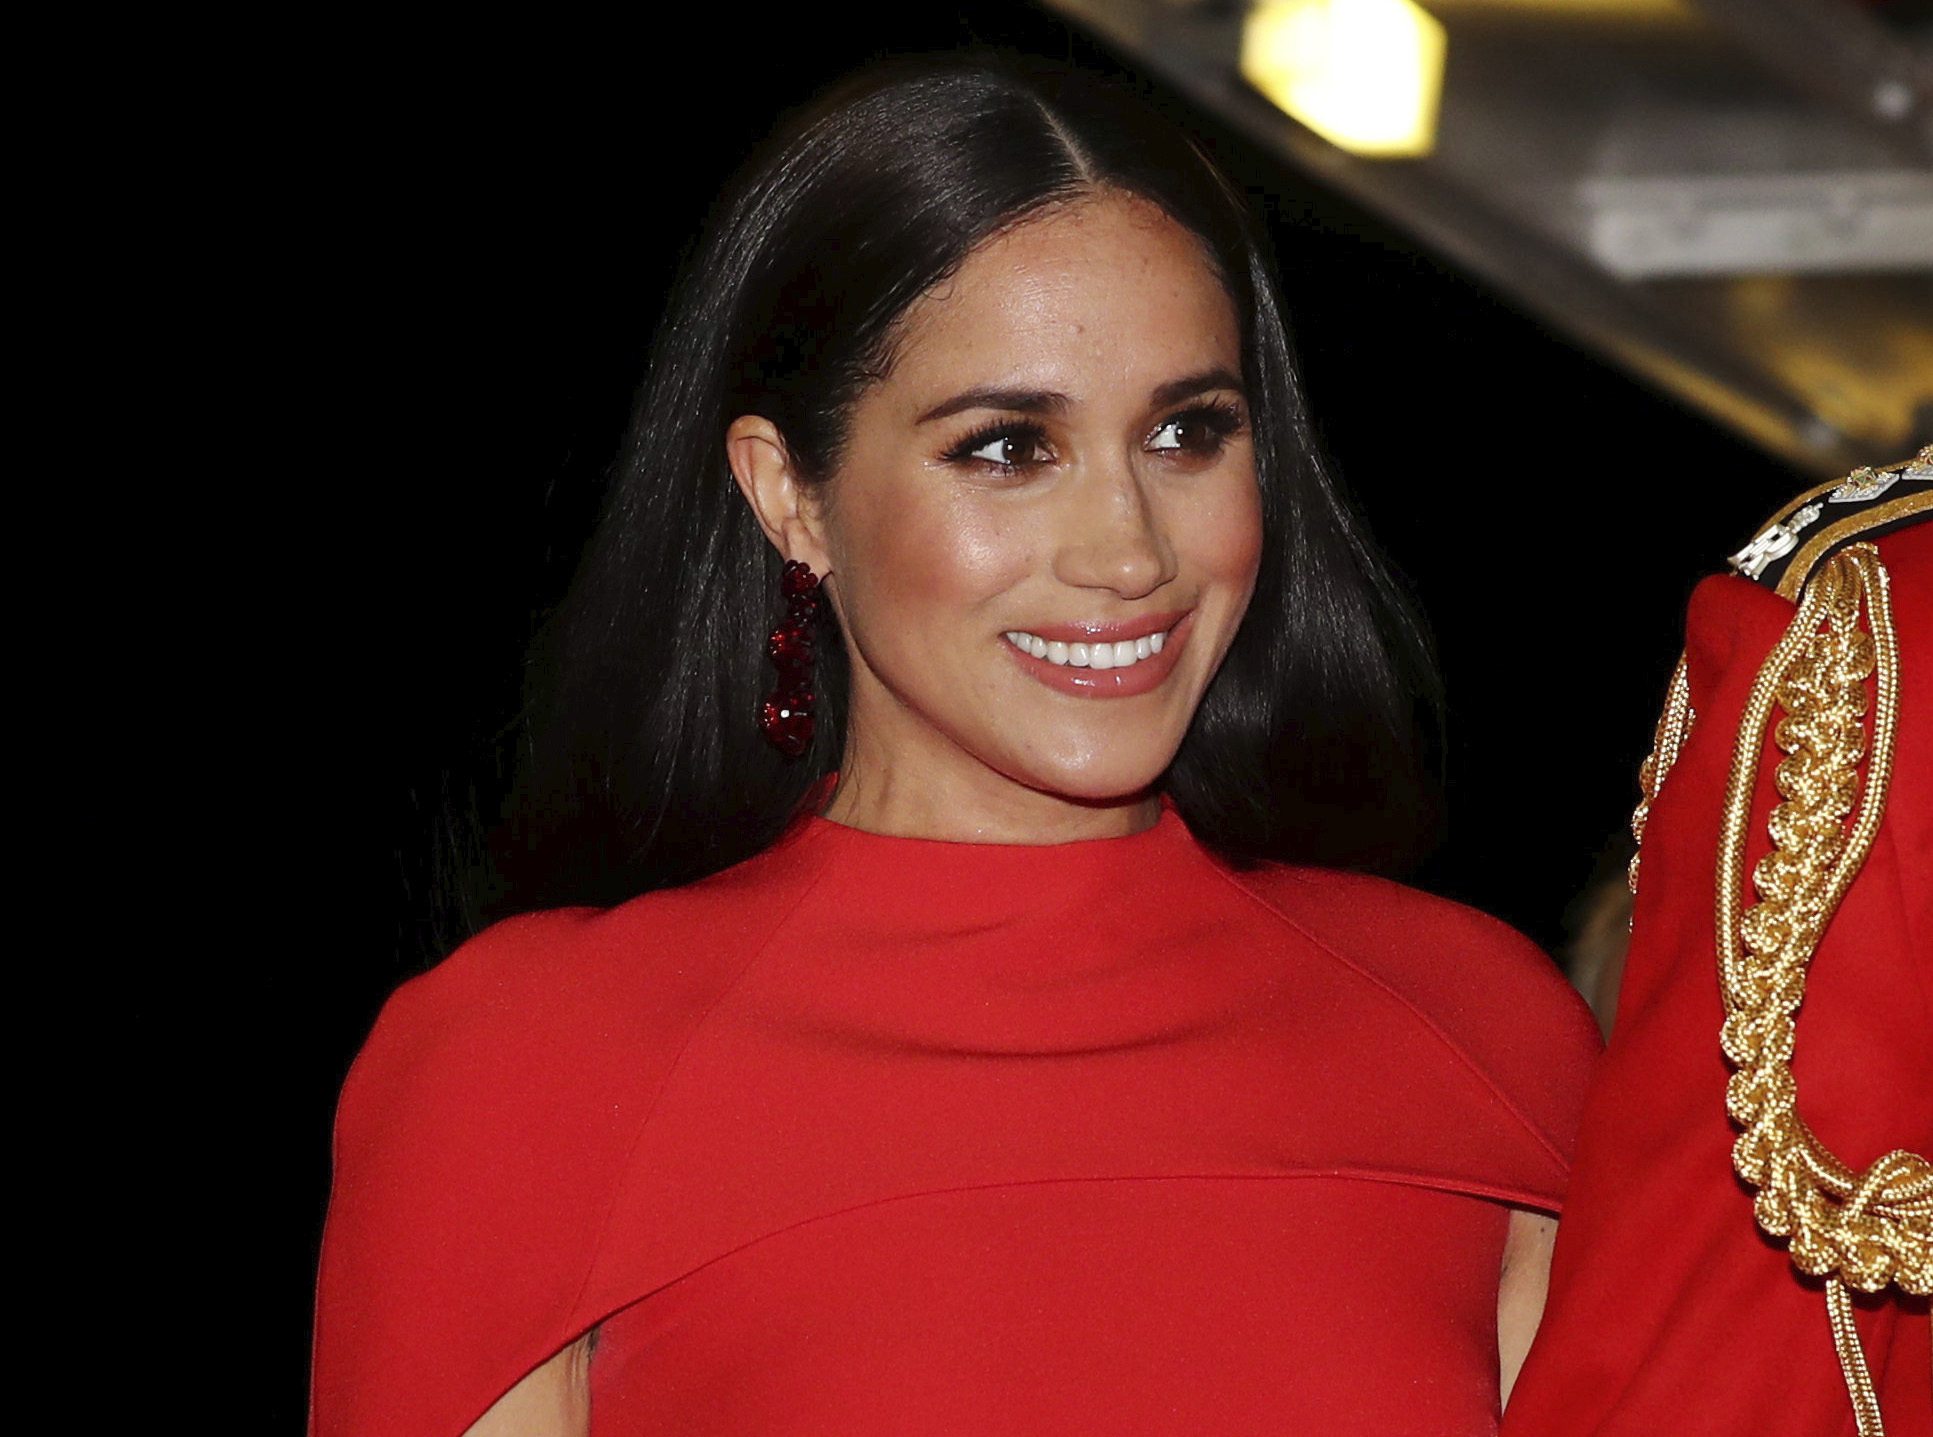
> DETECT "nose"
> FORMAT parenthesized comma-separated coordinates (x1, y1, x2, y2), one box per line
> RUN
(1050, 453, 1177, 600)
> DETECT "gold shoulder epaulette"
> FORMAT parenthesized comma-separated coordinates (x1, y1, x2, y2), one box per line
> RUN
(1728, 446, 1933, 601)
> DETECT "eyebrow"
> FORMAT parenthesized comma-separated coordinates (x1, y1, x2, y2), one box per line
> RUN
(1150, 367, 1245, 410)
(914, 366, 1245, 426)
(916, 386, 1071, 425)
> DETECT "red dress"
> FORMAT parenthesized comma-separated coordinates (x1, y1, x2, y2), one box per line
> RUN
(311, 803, 1599, 1435)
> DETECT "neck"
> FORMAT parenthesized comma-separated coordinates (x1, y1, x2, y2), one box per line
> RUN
(820, 751, 1160, 846)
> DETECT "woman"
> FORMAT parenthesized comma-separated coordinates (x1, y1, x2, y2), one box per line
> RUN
(311, 56, 1598, 1436)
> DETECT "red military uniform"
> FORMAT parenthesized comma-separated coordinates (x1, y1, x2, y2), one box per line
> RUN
(1504, 455, 1932, 1437)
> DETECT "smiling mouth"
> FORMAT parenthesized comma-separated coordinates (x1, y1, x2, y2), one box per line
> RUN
(1001, 626, 1172, 671)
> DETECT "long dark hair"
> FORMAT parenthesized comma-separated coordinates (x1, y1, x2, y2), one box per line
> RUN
(495, 54, 1441, 913)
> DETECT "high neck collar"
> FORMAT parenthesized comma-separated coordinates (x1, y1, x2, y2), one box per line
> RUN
(775, 796, 1203, 903)
(753, 792, 1206, 970)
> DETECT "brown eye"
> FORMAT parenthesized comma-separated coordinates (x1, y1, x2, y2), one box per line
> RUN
(1148, 404, 1243, 458)
(948, 423, 1053, 471)
(1146, 419, 1198, 454)
(967, 435, 1030, 466)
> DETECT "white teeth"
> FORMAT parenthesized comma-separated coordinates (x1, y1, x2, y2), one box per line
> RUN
(1004, 627, 1174, 670)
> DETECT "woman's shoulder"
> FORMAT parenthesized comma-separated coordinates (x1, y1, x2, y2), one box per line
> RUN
(316, 845, 835, 1435)
(357, 906, 667, 1101)
(1219, 862, 1602, 1136)
(1224, 863, 1568, 992)
(356, 839, 831, 1108)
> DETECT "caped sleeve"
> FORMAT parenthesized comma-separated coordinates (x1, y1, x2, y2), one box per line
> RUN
(309, 908, 647, 1437)
(1231, 865, 1603, 1205)
(1382, 886, 1602, 1182)
(1339, 877, 1604, 1195)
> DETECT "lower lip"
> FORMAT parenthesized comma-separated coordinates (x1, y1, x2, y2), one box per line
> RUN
(1001, 614, 1195, 699)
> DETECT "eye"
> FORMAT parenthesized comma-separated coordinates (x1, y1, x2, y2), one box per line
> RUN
(969, 435, 1027, 466)
(1147, 402, 1245, 459)
(944, 423, 1053, 474)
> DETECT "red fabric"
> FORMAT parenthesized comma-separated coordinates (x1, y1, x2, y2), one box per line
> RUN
(1503, 522, 1933, 1437)
(312, 803, 1599, 1435)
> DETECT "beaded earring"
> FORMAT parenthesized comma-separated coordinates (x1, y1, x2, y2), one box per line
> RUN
(759, 559, 821, 756)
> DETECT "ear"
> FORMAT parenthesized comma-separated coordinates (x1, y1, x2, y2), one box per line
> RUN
(725, 416, 833, 579)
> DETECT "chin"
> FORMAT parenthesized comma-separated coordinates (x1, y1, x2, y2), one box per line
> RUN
(1006, 745, 1175, 807)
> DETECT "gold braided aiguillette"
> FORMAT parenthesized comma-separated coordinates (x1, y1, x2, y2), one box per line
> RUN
(1713, 544, 1932, 1437)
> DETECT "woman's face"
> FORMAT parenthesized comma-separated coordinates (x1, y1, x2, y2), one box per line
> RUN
(736, 192, 1264, 841)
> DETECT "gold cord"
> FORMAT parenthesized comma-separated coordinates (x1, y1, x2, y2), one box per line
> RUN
(1713, 544, 1932, 1437)
(1629, 654, 1694, 896)
(1827, 1280, 1887, 1437)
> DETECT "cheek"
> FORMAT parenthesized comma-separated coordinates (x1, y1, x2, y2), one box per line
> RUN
(830, 482, 1037, 637)
(1184, 474, 1266, 601)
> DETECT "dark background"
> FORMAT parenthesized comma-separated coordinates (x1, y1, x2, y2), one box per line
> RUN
(261, 2, 1798, 1423)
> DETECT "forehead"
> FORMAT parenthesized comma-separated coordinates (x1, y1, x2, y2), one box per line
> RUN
(883, 193, 1241, 399)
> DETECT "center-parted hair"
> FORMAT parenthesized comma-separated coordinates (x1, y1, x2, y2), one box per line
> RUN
(497, 54, 1441, 913)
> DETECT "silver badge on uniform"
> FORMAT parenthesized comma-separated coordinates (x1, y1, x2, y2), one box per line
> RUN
(1729, 503, 1823, 579)
(1829, 468, 1898, 503)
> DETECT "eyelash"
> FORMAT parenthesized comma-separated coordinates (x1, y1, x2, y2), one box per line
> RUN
(942, 400, 1247, 475)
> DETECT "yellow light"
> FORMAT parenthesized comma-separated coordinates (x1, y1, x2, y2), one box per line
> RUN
(1241, 0, 1447, 158)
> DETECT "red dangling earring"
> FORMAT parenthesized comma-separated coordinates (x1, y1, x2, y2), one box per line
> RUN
(759, 559, 821, 756)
